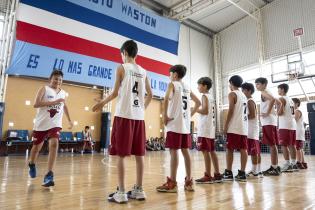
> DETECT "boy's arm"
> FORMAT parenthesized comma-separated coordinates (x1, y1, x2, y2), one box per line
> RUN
(163, 83, 174, 126)
(294, 109, 302, 121)
(92, 65, 124, 112)
(33, 87, 64, 108)
(144, 76, 153, 109)
(224, 92, 236, 134)
(196, 95, 209, 115)
(63, 102, 73, 129)
(247, 100, 256, 120)
(277, 97, 286, 116)
(190, 92, 201, 116)
(261, 90, 277, 117)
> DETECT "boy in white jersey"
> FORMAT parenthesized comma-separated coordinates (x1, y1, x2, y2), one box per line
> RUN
(277, 83, 298, 172)
(255, 77, 280, 176)
(292, 98, 308, 169)
(28, 70, 73, 187)
(156, 65, 201, 193)
(195, 77, 222, 184)
(223, 75, 248, 182)
(92, 40, 152, 204)
(241, 83, 263, 178)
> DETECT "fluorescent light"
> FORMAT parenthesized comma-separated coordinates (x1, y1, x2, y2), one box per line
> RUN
(149, 125, 152, 129)
(25, 100, 31, 106)
(160, 129, 163, 133)
(33, 119, 36, 124)
(91, 125, 95, 130)
(84, 106, 89, 111)
(8, 122, 14, 127)
(65, 92, 69, 97)
(160, 114, 162, 118)
(73, 121, 78, 126)
(93, 86, 97, 89)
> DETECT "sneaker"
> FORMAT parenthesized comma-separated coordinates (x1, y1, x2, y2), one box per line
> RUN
(235, 170, 247, 182)
(156, 177, 178, 193)
(28, 163, 36, 178)
(296, 162, 305, 169)
(42, 171, 54, 187)
(195, 173, 214, 184)
(213, 173, 223, 183)
(223, 169, 234, 181)
(184, 177, 194, 192)
(258, 172, 264, 178)
(291, 164, 299, 172)
(281, 164, 293, 173)
(276, 166, 282, 174)
(108, 190, 128, 204)
(246, 171, 259, 179)
(302, 162, 308, 169)
(127, 185, 146, 201)
(263, 166, 280, 176)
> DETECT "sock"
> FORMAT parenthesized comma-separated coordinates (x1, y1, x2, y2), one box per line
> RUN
(257, 164, 261, 173)
(291, 159, 296, 164)
(252, 164, 257, 173)
(272, 165, 277, 169)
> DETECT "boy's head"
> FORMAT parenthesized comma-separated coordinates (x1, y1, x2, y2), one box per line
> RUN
(241, 82, 255, 98)
(120, 40, 138, 62)
(197, 77, 212, 93)
(49, 69, 63, 89)
(229, 75, 243, 90)
(255, 77, 268, 91)
(277, 83, 289, 96)
(85, 126, 90, 131)
(169, 65, 186, 81)
(292, 98, 301, 109)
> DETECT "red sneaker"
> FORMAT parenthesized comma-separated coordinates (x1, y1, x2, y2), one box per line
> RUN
(296, 162, 305, 169)
(156, 177, 178, 193)
(195, 173, 213, 184)
(302, 162, 308, 169)
(184, 177, 194, 192)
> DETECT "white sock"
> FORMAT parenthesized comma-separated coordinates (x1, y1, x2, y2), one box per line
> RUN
(257, 164, 261, 173)
(291, 159, 296, 164)
(252, 164, 257, 173)
(272, 165, 278, 169)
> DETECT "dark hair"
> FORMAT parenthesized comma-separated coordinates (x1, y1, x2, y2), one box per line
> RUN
(49, 69, 63, 79)
(292, 98, 301, 107)
(169, 64, 187, 79)
(255, 77, 268, 85)
(120, 40, 138, 58)
(85, 126, 90, 129)
(197, 77, 212, 90)
(278, 83, 289, 93)
(229, 75, 243, 88)
(241, 82, 255, 94)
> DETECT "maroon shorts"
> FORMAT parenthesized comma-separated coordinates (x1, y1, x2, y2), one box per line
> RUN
(262, 125, 279, 146)
(296, 140, 304, 150)
(247, 139, 261, 156)
(279, 129, 296, 146)
(226, 133, 247, 150)
(32, 127, 62, 145)
(165, 132, 192, 150)
(197, 137, 215, 152)
(110, 117, 146, 157)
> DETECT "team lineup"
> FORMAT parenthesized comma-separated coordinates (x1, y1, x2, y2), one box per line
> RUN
(27, 40, 307, 204)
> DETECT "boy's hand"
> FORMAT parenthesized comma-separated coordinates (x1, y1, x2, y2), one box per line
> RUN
(94, 98, 102, 103)
(163, 115, 173, 126)
(68, 121, 74, 129)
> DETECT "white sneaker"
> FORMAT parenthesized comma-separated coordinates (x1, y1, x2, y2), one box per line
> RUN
(246, 171, 259, 179)
(281, 163, 293, 173)
(108, 191, 128, 204)
(127, 185, 146, 201)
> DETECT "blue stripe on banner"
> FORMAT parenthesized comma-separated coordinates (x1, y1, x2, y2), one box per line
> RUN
(20, 0, 179, 55)
(7, 41, 169, 97)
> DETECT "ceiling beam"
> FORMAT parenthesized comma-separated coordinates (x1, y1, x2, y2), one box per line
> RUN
(225, 0, 258, 21)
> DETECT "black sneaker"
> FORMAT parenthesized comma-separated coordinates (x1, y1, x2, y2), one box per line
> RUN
(276, 166, 282, 174)
(291, 164, 299, 172)
(235, 170, 247, 182)
(263, 166, 280, 176)
(223, 169, 234, 181)
(42, 171, 54, 187)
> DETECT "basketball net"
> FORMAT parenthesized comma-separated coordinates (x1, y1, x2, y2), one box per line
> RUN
(287, 72, 298, 84)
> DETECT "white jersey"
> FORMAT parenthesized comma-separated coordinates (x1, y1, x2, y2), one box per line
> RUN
(279, 96, 296, 130)
(260, 89, 277, 126)
(227, 90, 248, 136)
(166, 81, 191, 134)
(115, 63, 146, 120)
(295, 109, 305, 141)
(34, 86, 65, 131)
(197, 93, 215, 139)
(247, 98, 259, 140)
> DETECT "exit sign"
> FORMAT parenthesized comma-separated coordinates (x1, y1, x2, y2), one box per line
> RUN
(294, 28, 304, 37)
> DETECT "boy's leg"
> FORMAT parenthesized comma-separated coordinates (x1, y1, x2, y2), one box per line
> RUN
(170, 149, 179, 181)
(47, 138, 59, 172)
(210, 151, 219, 174)
(240, 149, 248, 172)
(226, 149, 233, 171)
(282, 145, 290, 162)
(202, 151, 211, 176)
(135, 156, 144, 187)
(301, 149, 305, 163)
(181, 148, 192, 180)
(118, 156, 126, 191)
(288, 145, 297, 163)
(270, 145, 278, 166)
(29, 141, 44, 164)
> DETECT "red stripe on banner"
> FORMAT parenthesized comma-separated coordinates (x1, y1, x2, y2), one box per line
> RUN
(16, 21, 171, 76)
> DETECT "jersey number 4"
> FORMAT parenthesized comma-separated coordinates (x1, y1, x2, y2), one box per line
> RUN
(132, 82, 139, 106)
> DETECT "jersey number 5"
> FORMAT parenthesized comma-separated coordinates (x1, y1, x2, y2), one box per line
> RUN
(182, 96, 188, 110)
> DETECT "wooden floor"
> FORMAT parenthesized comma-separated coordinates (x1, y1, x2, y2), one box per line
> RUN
(0, 151, 315, 210)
